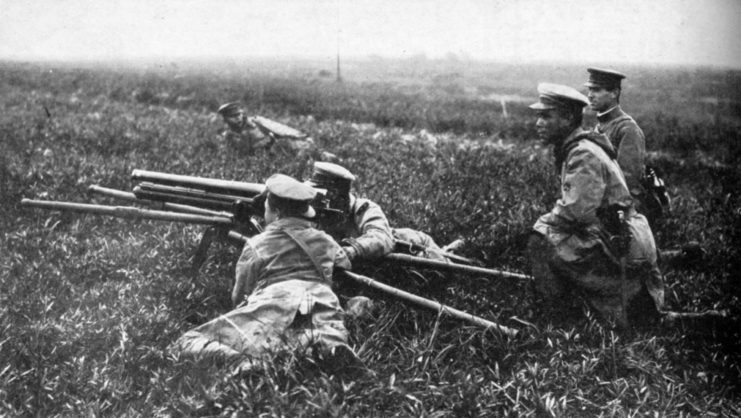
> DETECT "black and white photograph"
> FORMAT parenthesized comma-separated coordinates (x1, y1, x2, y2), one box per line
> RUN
(1, 0, 739, 415)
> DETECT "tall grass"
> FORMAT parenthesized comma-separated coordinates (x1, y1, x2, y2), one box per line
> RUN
(1, 60, 739, 416)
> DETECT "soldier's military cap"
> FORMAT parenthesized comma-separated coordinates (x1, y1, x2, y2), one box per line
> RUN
(307, 162, 356, 191)
(529, 83, 589, 112)
(265, 173, 317, 217)
(217, 102, 242, 118)
(584, 68, 626, 90)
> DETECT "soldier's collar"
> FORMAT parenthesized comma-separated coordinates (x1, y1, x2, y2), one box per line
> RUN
(266, 217, 315, 230)
(596, 105, 625, 123)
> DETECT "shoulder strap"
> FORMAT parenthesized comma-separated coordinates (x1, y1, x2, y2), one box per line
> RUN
(279, 227, 330, 281)
(576, 131, 617, 160)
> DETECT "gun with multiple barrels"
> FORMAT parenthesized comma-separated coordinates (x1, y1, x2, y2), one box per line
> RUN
(21, 169, 532, 334)
(22, 169, 532, 280)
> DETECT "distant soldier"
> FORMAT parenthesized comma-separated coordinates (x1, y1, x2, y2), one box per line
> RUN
(584, 68, 669, 226)
(217, 102, 270, 155)
(174, 174, 363, 371)
(217, 102, 337, 175)
(527, 82, 664, 328)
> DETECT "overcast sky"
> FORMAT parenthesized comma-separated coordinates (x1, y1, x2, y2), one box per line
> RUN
(1, 0, 739, 68)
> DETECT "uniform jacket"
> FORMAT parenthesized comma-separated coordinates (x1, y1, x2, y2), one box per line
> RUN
(596, 106, 646, 198)
(331, 195, 395, 259)
(533, 127, 663, 313)
(536, 128, 631, 233)
(175, 217, 351, 358)
(534, 128, 647, 261)
(236, 217, 351, 296)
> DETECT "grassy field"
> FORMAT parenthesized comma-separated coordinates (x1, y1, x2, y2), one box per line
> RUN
(1, 58, 739, 416)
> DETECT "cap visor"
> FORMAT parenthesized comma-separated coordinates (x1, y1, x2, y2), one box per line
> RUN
(529, 102, 555, 110)
(583, 81, 598, 88)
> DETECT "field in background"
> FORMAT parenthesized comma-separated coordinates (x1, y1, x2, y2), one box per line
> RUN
(1, 58, 739, 416)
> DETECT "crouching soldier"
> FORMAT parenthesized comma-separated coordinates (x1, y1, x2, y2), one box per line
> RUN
(173, 174, 363, 371)
(526, 83, 664, 329)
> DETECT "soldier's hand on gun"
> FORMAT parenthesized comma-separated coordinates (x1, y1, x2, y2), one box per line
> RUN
(339, 238, 358, 261)
(342, 246, 357, 261)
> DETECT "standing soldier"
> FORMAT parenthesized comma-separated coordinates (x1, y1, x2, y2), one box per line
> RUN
(584, 68, 668, 226)
(526, 82, 664, 328)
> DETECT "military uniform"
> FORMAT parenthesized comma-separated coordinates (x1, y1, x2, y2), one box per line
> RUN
(596, 106, 646, 199)
(217, 102, 316, 158)
(308, 162, 447, 262)
(584, 69, 650, 217)
(175, 175, 355, 360)
(330, 194, 396, 259)
(528, 83, 664, 326)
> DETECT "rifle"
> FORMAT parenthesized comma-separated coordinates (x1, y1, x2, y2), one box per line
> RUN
(394, 238, 480, 265)
(343, 270, 520, 336)
(385, 253, 531, 281)
(226, 231, 520, 336)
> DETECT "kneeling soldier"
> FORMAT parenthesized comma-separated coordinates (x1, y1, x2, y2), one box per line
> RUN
(526, 83, 664, 328)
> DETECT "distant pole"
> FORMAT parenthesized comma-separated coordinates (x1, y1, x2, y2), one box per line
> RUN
(336, 0, 342, 83)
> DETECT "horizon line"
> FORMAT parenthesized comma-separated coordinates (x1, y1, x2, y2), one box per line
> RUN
(2, 54, 739, 72)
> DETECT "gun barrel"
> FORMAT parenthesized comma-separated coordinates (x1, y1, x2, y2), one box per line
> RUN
(385, 253, 532, 281)
(136, 182, 252, 204)
(133, 186, 247, 212)
(131, 169, 265, 198)
(21, 199, 233, 226)
(88, 185, 136, 202)
(88, 185, 232, 217)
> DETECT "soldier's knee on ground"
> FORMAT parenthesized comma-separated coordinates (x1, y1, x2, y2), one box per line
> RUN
(627, 286, 663, 326)
(526, 233, 566, 300)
